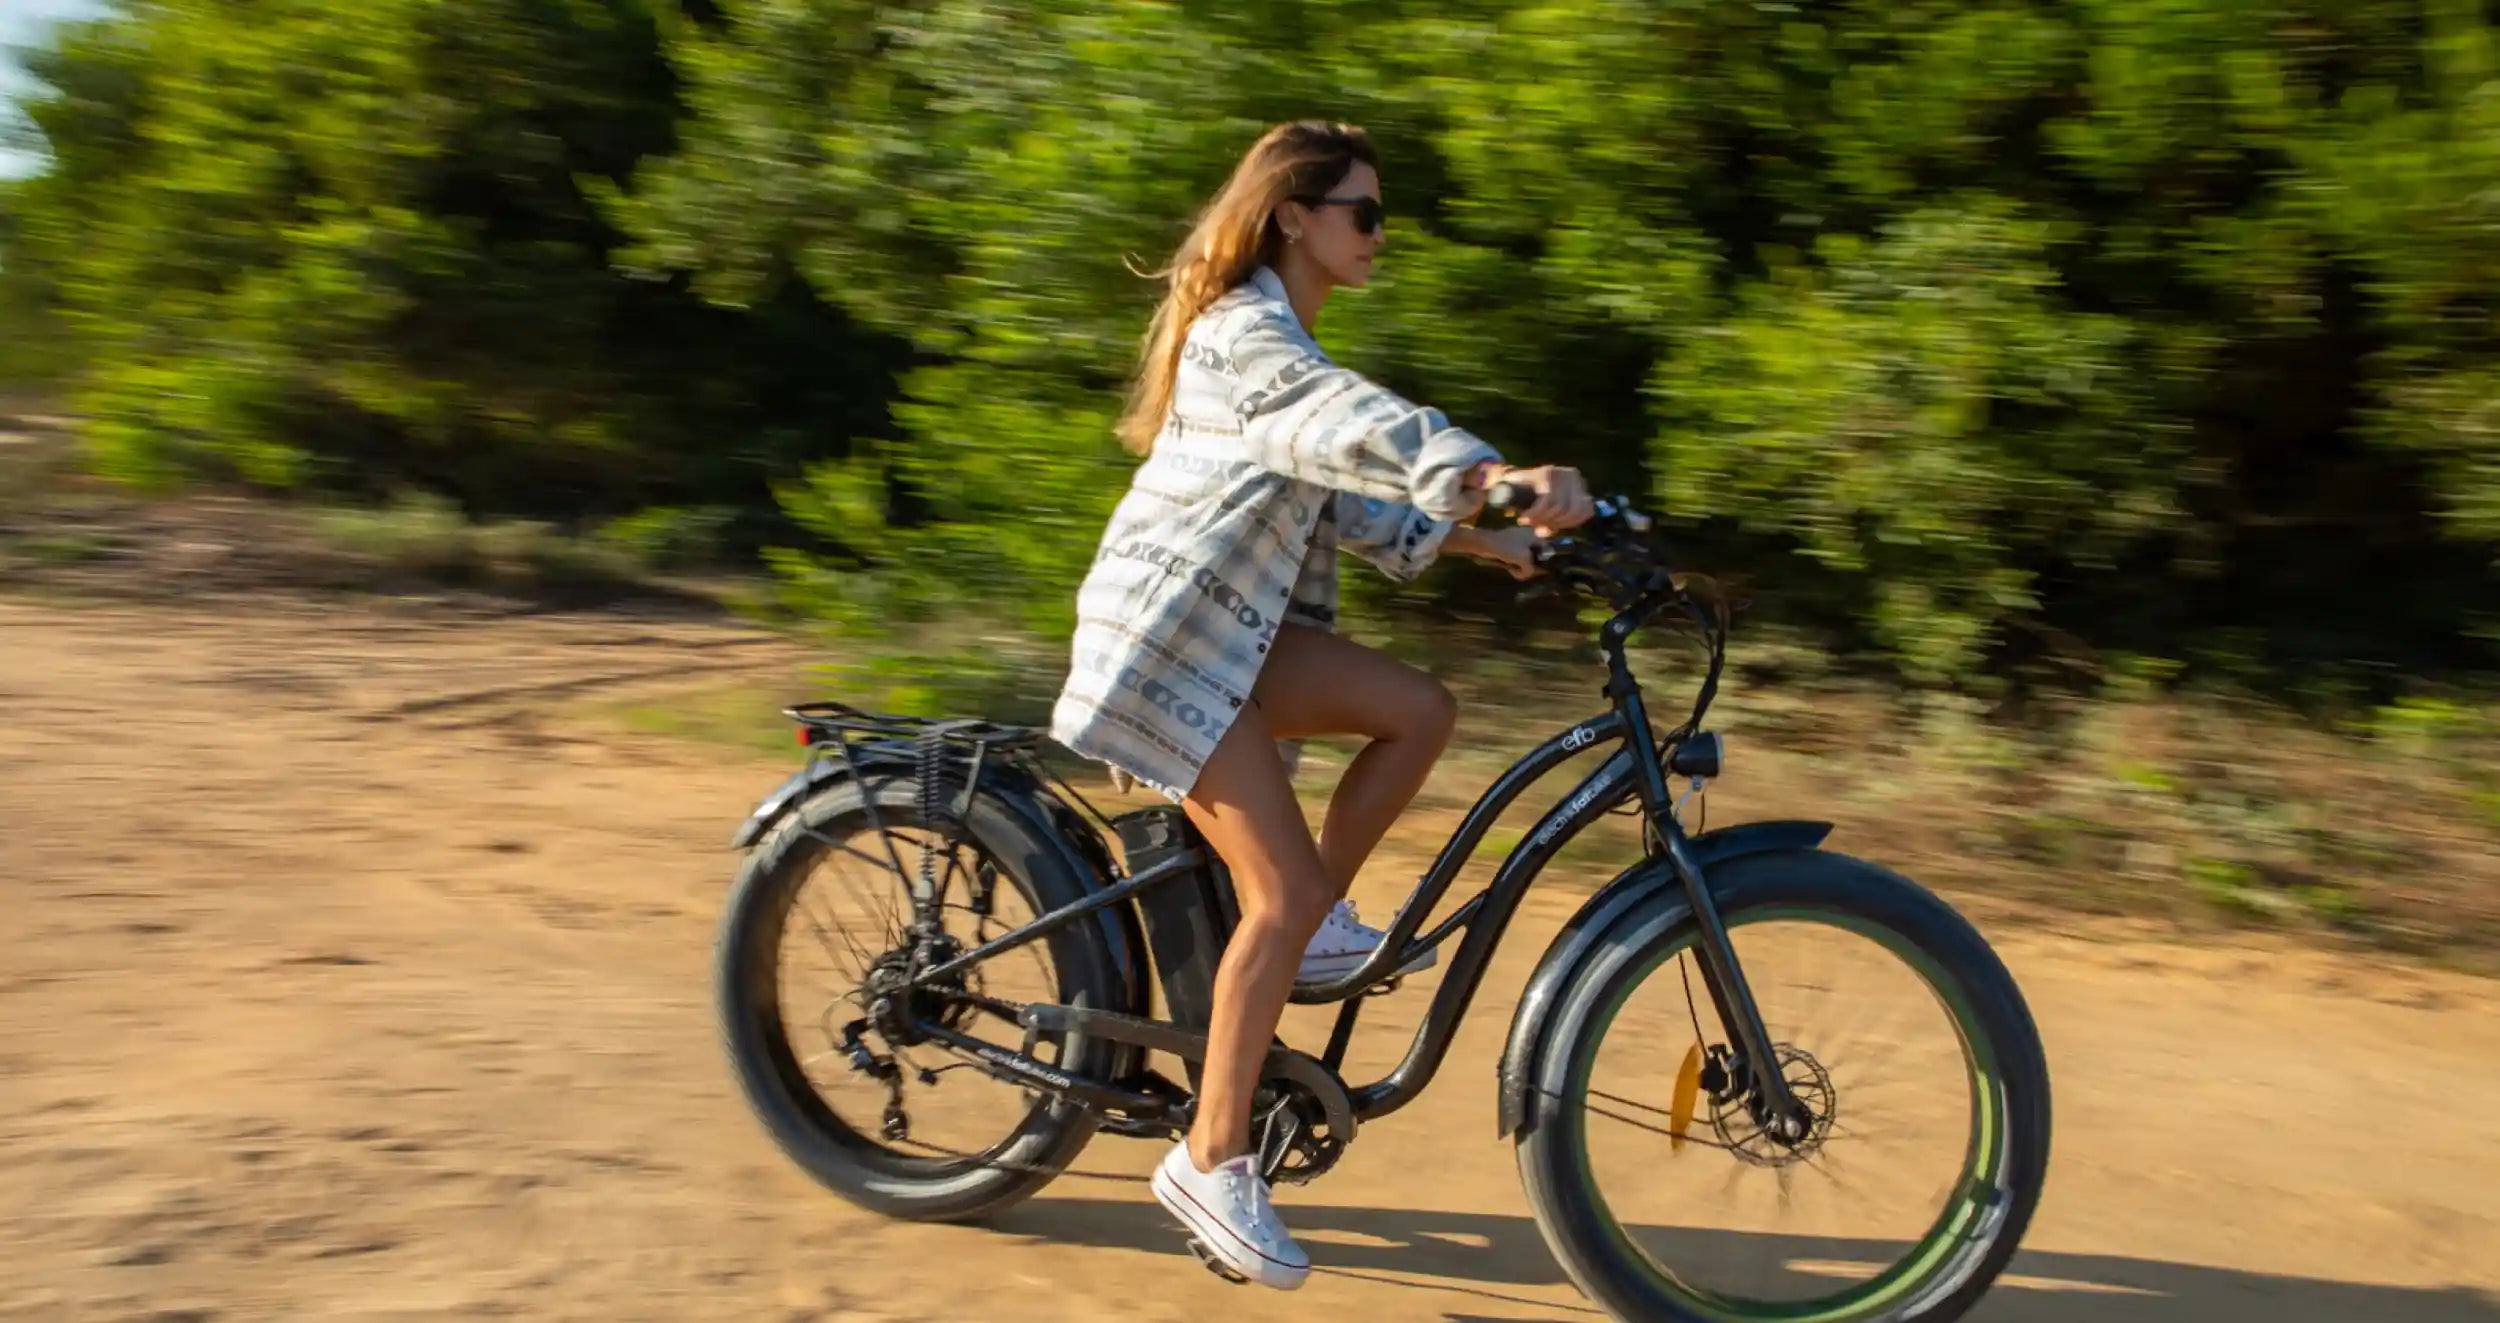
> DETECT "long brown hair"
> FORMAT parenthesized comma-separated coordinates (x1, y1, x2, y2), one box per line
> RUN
(1115, 120, 1378, 455)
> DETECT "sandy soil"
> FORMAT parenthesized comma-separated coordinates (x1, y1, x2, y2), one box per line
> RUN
(5, 589, 2499, 1322)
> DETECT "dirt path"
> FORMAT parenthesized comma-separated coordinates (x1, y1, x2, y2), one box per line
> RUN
(5, 591, 2499, 1322)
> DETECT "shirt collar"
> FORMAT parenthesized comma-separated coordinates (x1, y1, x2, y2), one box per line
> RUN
(1247, 263, 1291, 306)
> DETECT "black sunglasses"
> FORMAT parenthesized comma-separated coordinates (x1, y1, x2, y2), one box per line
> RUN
(1295, 194, 1385, 236)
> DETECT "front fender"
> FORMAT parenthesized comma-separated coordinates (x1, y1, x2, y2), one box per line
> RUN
(1493, 819, 1832, 1138)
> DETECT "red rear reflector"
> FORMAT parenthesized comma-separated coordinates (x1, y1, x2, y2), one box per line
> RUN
(796, 725, 815, 747)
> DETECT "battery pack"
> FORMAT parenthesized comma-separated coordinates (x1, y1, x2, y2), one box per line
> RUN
(1111, 806, 1239, 1043)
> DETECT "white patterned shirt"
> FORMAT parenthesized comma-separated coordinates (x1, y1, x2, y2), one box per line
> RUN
(1049, 265, 1505, 800)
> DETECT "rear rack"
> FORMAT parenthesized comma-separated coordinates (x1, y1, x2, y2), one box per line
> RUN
(785, 699, 1046, 750)
(784, 698, 1125, 837)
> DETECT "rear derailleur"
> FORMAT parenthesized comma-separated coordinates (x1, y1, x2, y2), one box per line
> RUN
(833, 936, 978, 1143)
(835, 1015, 932, 1142)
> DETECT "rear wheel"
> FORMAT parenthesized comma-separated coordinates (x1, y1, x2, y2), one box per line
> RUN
(715, 773, 1128, 1222)
(1516, 850, 2051, 1322)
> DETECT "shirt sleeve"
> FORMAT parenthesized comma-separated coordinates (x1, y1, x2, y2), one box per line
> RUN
(1332, 491, 1453, 583)
(1222, 312, 1503, 520)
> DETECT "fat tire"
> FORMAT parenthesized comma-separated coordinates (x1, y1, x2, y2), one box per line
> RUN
(1515, 848, 2053, 1323)
(715, 773, 1125, 1223)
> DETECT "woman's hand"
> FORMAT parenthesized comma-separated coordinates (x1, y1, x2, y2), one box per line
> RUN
(1447, 524, 1544, 580)
(1470, 462, 1595, 538)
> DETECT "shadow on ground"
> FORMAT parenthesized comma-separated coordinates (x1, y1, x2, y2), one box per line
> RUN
(992, 1196, 2500, 1322)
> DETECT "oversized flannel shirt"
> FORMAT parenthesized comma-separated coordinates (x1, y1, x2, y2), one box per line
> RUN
(1049, 265, 1505, 801)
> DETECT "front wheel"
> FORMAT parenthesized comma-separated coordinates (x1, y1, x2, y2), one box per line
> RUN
(1516, 849, 2052, 1323)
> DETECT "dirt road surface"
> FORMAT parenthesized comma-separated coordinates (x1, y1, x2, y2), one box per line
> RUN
(6, 591, 2499, 1322)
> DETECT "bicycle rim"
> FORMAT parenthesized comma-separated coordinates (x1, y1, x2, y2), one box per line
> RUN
(1563, 906, 2013, 1321)
(764, 818, 1067, 1175)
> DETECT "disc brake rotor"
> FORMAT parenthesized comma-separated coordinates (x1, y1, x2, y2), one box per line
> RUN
(1709, 1043, 1836, 1168)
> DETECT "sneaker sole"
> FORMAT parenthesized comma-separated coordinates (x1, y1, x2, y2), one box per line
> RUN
(1150, 1164, 1310, 1290)
(1295, 946, 1439, 986)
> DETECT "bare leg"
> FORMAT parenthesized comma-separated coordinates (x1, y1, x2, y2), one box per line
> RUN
(1253, 623, 1458, 896)
(1179, 700, 1335, 1169)
(1179, 625, 1457, 1168)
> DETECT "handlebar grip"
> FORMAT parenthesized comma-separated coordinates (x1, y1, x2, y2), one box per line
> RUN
(1485, 480, 1534, 517)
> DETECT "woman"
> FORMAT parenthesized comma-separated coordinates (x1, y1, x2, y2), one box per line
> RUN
(1050, 120, 1593, 1289)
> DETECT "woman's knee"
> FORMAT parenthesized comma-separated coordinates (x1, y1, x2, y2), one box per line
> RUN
(1252, 625, 1456, 747)
(1230, 870, 1330, 925)
(1397, 674, 1459, 749)
(1232, 865, 1334, 937)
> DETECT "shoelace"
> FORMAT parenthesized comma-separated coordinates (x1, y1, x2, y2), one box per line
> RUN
(1216, 1161, 1278, 1231)
(1232, 1173, 1263, 1227)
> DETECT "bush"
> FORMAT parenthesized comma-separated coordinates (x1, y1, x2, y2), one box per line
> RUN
(615, 0, 2500, 695)
(314, 492, 635, 588)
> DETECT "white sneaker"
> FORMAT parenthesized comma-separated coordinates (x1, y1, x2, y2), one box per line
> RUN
(1297, 898, 1437, 984)
(1150, 1141, 1311, 1289)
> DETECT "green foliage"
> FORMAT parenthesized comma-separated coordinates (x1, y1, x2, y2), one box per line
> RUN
(5, 0, 900, 521)
(0, 531, 110, 566)
(609, 0, 2500, 694)
(1658, 202, 2185, 684)
(16, 0, 2500, 697)
(594, 681, 816, 759)
(312, 490, 638, 587)
(594, 503, 739, 570)
(0, 190, 76, 386)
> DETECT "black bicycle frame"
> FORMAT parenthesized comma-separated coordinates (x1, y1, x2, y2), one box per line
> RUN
(897, 583, 1805, 1128)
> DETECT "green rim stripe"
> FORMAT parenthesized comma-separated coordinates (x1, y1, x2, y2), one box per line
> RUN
(1563, 906, 2011, 1323)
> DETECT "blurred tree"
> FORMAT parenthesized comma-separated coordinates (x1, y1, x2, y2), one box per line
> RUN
(619, 0, 2500, 690)
(5, 0, 903, 531)
(16, 0, 2500, 695)
(0, 184, 75, 387)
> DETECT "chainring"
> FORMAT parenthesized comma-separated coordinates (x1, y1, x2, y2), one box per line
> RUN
(1253, 1081, 1348, 1186)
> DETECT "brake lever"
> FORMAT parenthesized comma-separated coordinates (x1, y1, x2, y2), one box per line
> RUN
(1510, 534, 1575, 603)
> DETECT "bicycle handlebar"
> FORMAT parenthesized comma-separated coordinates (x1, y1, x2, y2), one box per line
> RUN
(1485, 479, 1647, 531)
(1487, 476, 1727, 742)
(1483, 478, 1658, 591)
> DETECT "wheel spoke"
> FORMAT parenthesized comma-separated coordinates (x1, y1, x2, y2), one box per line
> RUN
(799, 888, 876, 992)
(751, 811, 1081, 1182)
(1554, 905, 2028, 1318)
(1579, 1093, 1744, 1154)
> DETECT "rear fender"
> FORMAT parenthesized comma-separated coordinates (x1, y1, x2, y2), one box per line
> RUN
(731, 749, 1151, 1022)
(730, 751, 902, 850)
(1494, 820, 1832, 1138)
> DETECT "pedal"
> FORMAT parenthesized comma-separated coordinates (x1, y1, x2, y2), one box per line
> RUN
(1184, 1236, 1248, 1285)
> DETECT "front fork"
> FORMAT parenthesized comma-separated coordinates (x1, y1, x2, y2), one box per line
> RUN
(1609, 626, 1811, 1139)
(1661, 826, 1811, 1139)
